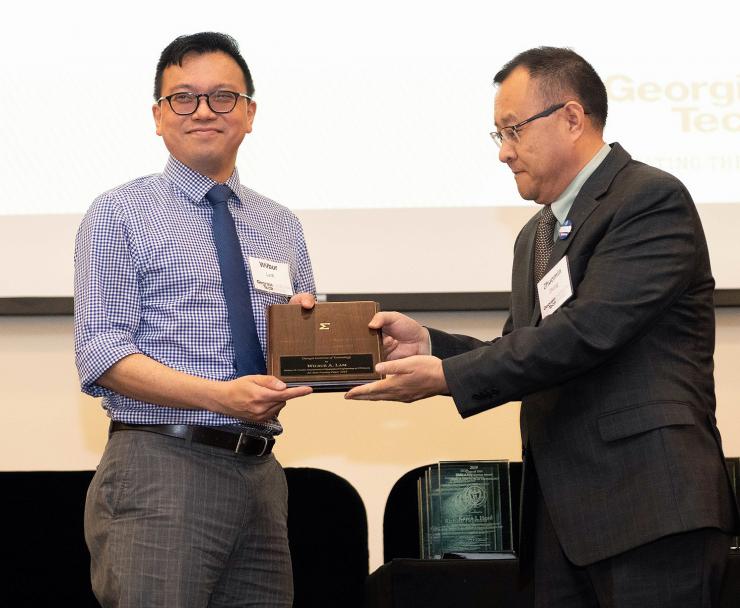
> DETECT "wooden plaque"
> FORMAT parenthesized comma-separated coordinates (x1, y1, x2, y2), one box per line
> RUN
(267, 301, 383, 391)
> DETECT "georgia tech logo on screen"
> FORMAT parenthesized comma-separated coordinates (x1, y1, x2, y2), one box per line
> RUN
(319, 322, 331, 330)
(606, 74, 740, 133)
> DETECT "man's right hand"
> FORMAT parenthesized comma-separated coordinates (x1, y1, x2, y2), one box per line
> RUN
(98, 354, 312, 424)
(215, 375, 312, 422)
(369, 311, 431, 360)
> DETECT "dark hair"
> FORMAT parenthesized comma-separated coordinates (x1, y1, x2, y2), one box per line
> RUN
(154, 32, 254, 100)
(493, 47, 607, 130)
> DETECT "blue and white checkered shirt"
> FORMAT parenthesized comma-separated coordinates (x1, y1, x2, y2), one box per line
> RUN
(74, 156, 315, 435)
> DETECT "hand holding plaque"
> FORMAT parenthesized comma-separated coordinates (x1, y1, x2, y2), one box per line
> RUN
(267, 301, 384, 391)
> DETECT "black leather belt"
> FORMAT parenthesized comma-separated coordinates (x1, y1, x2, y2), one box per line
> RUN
(109, 421, 275, 457)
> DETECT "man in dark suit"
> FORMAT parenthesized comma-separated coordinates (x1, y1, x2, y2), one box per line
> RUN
(346, 47, 739, 607)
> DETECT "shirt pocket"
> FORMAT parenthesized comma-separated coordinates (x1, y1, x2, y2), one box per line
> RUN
(597, 401, 696, 442)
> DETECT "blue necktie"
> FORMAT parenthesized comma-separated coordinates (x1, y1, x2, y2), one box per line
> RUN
(206, 184, 267, 376)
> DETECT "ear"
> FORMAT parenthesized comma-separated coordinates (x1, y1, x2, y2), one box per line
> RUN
(244, 100, 257, 134)
(153, 103, 163, 136)
(563, 101, 586, 140)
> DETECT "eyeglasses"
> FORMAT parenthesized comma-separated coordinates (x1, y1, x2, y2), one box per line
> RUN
(157, 90, 252, 116)
(490, 102, 566, 147)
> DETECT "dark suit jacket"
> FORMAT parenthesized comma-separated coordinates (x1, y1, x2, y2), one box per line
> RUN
(429, 143, 740, 566)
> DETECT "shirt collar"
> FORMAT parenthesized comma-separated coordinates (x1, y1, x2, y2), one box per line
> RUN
(162, 155, 242, 206)
(550, 143, 611, 224)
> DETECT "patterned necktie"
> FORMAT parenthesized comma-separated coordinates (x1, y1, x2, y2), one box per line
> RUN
(206, 184, 267, 376)
(533, 204, 557, 285)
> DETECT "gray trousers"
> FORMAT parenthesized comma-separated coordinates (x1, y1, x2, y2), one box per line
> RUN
(84, 429, 292, 608)
(533, 475, 730, 608)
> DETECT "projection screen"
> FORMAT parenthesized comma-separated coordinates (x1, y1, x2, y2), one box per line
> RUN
(1, 0, 738, 304)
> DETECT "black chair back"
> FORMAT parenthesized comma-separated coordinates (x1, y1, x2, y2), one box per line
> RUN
(285, 467, 369, 608)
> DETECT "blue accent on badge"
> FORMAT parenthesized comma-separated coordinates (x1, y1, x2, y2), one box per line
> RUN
(558, 219, 573, 240)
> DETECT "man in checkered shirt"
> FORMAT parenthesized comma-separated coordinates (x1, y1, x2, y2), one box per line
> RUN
(74, 32, 315, 607)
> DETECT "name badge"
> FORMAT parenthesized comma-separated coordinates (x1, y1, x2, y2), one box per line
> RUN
(537, 256, 573, 318)
(248, 257, 294, 296)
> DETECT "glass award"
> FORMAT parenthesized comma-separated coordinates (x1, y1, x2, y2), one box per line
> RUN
(418, 466, 442, 559)
(417, 460, 513, 559)
(728, 457, 739, 551)
(417, 476, 427, 559)
(429, 465, 442, 558)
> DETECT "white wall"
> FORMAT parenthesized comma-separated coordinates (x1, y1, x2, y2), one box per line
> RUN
(1, 309, 739, 571)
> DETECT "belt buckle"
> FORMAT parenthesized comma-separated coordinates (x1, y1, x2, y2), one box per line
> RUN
(255, 435, 269, 457)
(234, 433, 269, 457)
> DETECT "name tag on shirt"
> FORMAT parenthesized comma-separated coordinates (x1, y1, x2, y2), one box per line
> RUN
(537, 256, 573, 318)
(248, 257, 294, 296)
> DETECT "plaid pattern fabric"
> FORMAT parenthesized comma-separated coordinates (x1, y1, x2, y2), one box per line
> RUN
(86, 432, 293, 606)
(74, 156, 315, 435)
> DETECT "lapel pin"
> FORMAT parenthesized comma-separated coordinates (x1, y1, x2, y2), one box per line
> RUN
(558, 219, 573, 240)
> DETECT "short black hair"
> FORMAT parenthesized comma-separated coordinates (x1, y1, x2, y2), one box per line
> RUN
(154, 32, 254, 100)
(493, 47, 607, 130)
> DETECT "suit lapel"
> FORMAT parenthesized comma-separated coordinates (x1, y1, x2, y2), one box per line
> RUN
(527, 143, 632, 326)
(511, 217, 538, 328)
(548, 195, 600, 270)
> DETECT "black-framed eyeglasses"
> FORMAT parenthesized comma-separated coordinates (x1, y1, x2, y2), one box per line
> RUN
(157, 90, 252, 115)
(489, 102, 566, 148)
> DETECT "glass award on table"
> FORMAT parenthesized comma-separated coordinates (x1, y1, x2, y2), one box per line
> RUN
(728, 457, 740, 551)
(418, 461, 514, 559)
(267, 301, 383, 391)
(418, 465, 443, 559)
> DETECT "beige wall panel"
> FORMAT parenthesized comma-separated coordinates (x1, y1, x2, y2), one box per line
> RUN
(1, 309, 738, 569)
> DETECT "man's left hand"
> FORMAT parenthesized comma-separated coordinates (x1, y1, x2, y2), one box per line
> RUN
(344, 355, 448, 403)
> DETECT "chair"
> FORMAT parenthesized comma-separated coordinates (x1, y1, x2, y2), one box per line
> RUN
(0, 470, 99, 607)
(285, 467, 369, 608)
(0, 467, 369, 608)
(381, 464, 430, 562)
